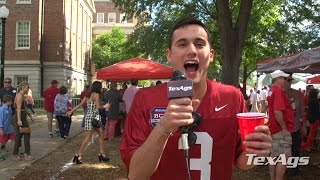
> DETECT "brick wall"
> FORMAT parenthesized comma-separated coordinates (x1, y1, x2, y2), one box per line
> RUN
(43, 0, 64, 62)
(93, 1, 134, 24)
(4, 1, 41, 61)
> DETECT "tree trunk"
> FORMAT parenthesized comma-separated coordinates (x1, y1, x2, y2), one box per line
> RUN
(241, 64, 248, 98)
(216, 0, 253, 86)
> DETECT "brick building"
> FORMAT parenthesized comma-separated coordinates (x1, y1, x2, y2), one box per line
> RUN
(0, 0, 95, 98)
(92, 0, 137, 38)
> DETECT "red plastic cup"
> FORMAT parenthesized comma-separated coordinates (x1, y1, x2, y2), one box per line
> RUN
(237, 112, 265, 151)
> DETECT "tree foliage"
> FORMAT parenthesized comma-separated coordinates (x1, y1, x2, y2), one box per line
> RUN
(92, 27, 129, 69)
(113, 0, 320, 88)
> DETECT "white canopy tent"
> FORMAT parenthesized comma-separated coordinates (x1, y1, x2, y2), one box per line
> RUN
(291, 81, 307, 90)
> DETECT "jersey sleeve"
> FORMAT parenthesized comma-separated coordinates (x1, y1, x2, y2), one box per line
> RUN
(120, 90, 152, 169)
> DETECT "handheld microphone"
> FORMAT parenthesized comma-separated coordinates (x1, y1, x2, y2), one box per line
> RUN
(167, 71, 193, 151)
(167, 70, 195, 180)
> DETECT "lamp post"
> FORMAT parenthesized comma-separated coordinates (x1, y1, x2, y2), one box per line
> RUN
(0, 6, 9, 88)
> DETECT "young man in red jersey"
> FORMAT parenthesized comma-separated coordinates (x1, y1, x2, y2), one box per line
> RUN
(120, 17, 272, 180)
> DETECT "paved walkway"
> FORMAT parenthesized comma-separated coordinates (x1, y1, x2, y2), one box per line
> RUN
(0, 114, 84, 180)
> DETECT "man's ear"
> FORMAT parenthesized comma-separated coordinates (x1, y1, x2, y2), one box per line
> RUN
(166, 48, 172, 63)
(210, 48, 215, 63)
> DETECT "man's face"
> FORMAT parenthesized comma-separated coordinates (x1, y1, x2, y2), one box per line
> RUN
(4, 79, 12, 89)
(285, 75, 294, 88)
(166, 24, 214, 84)
(52, 83, 58, 88)
(277, 77, 287, 88)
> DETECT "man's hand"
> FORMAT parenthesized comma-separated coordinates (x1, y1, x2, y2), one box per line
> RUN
(159, 98, 200, 135)
(66, 111, 72, 117)
(17, 120, 22, 126)
(243, 125, 272, 157)
(0, 128, 4, 136)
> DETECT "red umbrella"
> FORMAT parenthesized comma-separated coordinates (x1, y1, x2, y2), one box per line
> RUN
(96, 58, 173, 80)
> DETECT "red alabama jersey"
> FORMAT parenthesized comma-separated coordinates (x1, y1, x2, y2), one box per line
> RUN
(120, 80, 246, 180)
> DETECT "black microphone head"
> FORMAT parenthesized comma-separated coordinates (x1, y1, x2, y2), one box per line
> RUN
(172, 70, 186, 81)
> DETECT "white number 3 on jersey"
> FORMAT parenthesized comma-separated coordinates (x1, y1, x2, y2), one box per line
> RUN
(178, 132, 213, 180)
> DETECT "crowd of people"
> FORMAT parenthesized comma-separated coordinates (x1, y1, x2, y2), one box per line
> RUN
(246, 70, 320, 178)
(0, 78, 34, 161)
(0, 76, 145, 164)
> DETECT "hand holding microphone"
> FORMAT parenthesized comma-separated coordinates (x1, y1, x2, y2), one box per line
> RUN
(159, 70, 198, 133)
(159, 97, 196, 135)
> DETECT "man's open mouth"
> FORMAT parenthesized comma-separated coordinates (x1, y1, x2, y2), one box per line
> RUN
(184, 62, 199, 73)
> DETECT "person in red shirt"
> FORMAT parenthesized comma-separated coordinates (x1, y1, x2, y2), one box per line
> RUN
(267, 70, 294, 180)
(120, 17, 272, 180)
(43, 80, 59, 138)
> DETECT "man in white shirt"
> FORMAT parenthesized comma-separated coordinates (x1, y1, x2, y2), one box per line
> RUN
(250, 88, 259, 112)
(122, 79, 139, 132)
(259, 86, 268, 113)
(123, 79, 139, 114)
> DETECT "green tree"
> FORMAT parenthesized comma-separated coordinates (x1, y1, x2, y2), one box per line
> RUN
(92, 27, 129, 69)
(113, 0, 319, 88)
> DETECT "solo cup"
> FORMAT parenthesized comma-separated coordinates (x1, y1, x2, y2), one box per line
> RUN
(237, 112, 265, 151)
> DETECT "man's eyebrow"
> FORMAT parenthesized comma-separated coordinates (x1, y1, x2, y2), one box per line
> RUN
(174, 38, 187, 43)
(174, 37, 207, 43)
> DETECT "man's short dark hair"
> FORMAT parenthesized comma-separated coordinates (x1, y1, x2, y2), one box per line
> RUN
(168, 16, 212, 49)
(156, 80, 162, 85)
(131, 79, 138, 86)
(284, 71, 293, 76)
(4, 77, 12, 82)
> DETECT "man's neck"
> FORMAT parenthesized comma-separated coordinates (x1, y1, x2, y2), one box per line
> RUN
(273, 83, 283, 89)
(193, 79, 207, 102)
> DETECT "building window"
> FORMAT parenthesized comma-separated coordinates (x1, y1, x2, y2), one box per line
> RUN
(16, 21, 30, 49)
(15, 76, 29, 87)
(120, 13, 127, 24)
(108, 13, 116, 24)
(17, 0, 31, 4)
(97, 13, 104, 24)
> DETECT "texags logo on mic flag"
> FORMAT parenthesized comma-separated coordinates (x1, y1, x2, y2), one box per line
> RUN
(168, 86, 192, 92)
(167, 80, 193, 99)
